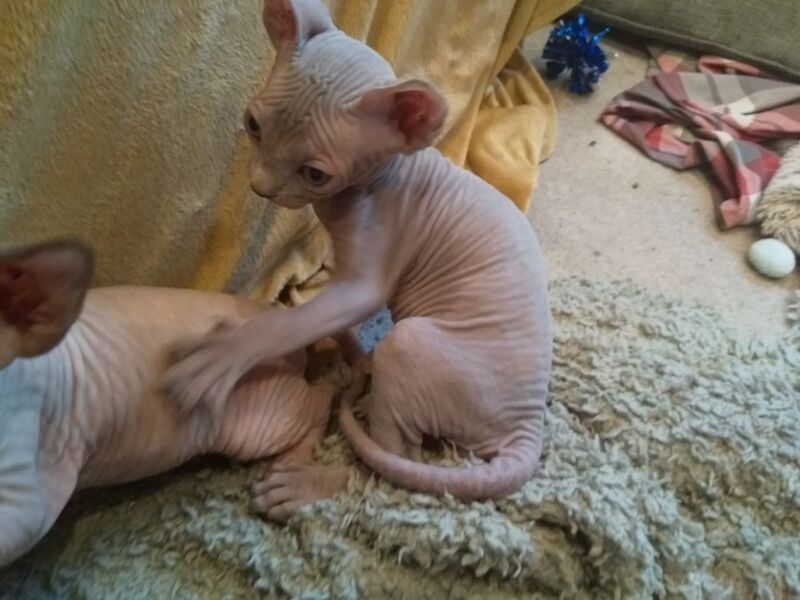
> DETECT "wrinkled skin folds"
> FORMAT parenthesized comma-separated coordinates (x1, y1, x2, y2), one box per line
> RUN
(161, 0, 553, 510)
(0, 241, 332, 567)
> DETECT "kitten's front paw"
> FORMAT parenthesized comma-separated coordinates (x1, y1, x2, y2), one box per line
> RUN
(251, 465, 350, 522)
(160, 331, 246, 417)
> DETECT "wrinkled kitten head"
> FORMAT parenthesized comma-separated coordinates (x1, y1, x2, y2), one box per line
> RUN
(245, 0, 449, 208)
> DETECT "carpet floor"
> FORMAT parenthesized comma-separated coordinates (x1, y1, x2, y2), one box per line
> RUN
(523, 32, 799, 340)
(2, 279, 798, 599)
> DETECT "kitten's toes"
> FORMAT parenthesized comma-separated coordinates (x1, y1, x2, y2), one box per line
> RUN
(251, 466, 350, 521)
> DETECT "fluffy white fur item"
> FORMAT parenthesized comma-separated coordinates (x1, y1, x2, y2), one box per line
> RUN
(756, 142, 800, 254)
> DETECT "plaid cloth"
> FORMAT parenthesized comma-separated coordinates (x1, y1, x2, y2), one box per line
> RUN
(602, 46, 800, 228)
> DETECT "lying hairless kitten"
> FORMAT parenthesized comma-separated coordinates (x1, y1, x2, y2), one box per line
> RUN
(0, 241, 333, 568)
(160, 0, 553, 514)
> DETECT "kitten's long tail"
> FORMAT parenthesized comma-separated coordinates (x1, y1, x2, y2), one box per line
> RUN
(337, 372, 543, 500)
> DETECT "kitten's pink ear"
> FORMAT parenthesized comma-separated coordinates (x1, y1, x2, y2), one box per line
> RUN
(353, 80, 449, 153)
(0, 241, 93, 366)
(263, 0, 334, 50)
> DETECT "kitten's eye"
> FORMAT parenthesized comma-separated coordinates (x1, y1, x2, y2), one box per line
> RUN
(244, 109, 261, 140)
(300, 165, 332, 187)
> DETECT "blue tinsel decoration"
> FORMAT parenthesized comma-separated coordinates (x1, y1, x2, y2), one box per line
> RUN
(542, 14, 610, 95)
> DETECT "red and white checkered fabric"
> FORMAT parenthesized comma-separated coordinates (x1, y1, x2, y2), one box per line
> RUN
(602, 46, 800, 228)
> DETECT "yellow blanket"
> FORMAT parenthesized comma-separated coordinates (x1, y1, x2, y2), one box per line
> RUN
(0, 0, 577, 301)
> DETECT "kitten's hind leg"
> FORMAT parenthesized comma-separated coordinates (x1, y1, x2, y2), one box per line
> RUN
(251, 464, 352, 522)
(251, 380, 362, 522)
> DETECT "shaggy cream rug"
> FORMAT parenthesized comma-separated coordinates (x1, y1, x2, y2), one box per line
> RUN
(1, 279, 798, 599)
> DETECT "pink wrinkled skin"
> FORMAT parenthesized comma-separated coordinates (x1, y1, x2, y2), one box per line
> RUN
(0, 241, 332, 567)
(161, 0, 553, 514)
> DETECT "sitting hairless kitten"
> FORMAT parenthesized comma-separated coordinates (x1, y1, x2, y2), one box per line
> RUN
(0, 241, 332, 567)
(160, 0, 553, 514)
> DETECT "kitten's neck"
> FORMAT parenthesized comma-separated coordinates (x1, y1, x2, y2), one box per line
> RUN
(313, 147, 456, 228)
(312, 154, 403, 224)
(354, 154, 403, 193)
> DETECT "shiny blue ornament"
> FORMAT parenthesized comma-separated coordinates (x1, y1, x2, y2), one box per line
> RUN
(542, 14, 610, 95)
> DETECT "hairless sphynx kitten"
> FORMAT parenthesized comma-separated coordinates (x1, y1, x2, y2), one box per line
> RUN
(160, 0, 553, 515)
(0, 241, 333, 567)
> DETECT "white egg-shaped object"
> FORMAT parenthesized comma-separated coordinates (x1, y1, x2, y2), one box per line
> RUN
(748, 238, 796, 279)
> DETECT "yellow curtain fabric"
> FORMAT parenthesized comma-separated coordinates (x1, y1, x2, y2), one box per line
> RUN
(0, 0, 577, 302)
(0, 1, 324, 302)
(333, 0, 579, 211)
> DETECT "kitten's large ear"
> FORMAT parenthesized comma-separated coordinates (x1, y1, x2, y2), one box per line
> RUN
(263, 0, 334, 51)
(350, 80, 449, 154)
(0, 241, 94, 367)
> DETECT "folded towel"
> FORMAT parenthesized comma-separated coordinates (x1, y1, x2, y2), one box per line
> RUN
(0, 0, 575, 299)
(602, 47, 800, 229)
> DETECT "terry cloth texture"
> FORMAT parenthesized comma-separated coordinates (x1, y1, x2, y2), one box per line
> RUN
(601, 48, 800, 229)
(2, 279, 799, 599)
(578, 0, 800, 82)
(757, 142, 800, 254)
(334, 0, 581, 211)
(0, 0, 576, 301)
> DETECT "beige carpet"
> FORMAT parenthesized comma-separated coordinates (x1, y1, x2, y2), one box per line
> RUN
(1, 278, 798, 599)
(523, 32, 799, 339)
